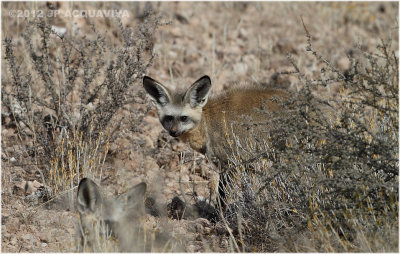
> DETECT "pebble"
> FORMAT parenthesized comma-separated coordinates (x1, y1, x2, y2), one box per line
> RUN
(337, 57, 350, 71)
(38, 232, 50, 243)
(233, 62, 248, 76)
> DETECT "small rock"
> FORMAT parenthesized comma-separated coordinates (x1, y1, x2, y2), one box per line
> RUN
(239, 28, 248, 38)
(21, 233, 35, 243)
(215, 223, 228, 235)
(25, 180, 42, 195)
(13, 180, 44, 196)
(6, 217, 20, 233)
(273, 38, 297, 54)
(188, 218, 213, 234)
(83, 102, 95, 111)
(194, 223, 204, 233)
(270, 72, 291, 89)
(2, 213, 9, 225)
(175, 13, 189, 24)
(220, 238, 229, 249)
(337, 57, 350, 71)
(187, 244, 196, 252)
(195, 234, 203, 241)
(170, 27, 182, 37)
(194, 217, 212, 228)
(2, 229, 9, 238)
(10, 235, 18, 245)
(169, 51, 178, 58)
(51, 26, 67, 36)
(172, 142, 186, 151)
(13, 180, 26, 196)
(233, 62, 248, 76)
(143, 136, 155, 148)
(38, 232, 50, 243)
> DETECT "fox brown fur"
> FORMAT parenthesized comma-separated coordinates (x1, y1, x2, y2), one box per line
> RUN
(143, 75, 289, 208)
(180, 86, 288, 162)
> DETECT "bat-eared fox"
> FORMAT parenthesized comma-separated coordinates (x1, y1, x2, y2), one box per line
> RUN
(143, 75, 289, 209)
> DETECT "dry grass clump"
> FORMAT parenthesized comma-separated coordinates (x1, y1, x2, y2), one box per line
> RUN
(48, 124, 110, 195)
(221, 24, 398, 252)
(3, 11, 163, 197)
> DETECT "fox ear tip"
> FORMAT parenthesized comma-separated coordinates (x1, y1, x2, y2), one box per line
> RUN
(194, 75, 211, 86)
(202, 75, 211, 81)
(138, 182, 147, 191)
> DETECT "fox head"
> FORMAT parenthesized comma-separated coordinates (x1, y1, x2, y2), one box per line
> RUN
(143, 75, 212, 137)
(77, 178, 147, 251)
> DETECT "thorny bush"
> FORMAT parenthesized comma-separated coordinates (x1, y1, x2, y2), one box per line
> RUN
(222, 26, 398, 252)
(3, 12, 164, 193)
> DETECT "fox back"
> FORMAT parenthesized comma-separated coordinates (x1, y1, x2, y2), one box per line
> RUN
(143, 76, 289, 163)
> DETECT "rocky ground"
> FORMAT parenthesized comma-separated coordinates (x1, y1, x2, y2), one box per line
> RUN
(1, 1, 398, 252)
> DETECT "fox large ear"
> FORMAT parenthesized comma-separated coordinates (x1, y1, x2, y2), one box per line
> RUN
(185, 75, 212, 108)
(77, 178, 103, 214)
(143, 76, 171, 107)
(122, 182, 147, 210)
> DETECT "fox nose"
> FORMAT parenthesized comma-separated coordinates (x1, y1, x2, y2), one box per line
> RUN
(169, 130, 179, 137)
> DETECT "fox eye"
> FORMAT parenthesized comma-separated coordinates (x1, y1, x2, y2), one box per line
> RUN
(180, 116, 189, 122)
(164, 115, 173, 122)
